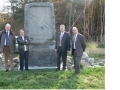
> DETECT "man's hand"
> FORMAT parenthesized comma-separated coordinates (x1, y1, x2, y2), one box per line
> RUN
(67, 51, 70, 54)
(55, 49, 57, 52)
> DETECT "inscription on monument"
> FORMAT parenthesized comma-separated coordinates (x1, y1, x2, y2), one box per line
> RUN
(25, 3, 55, 44)
(24, 2, 57, 68)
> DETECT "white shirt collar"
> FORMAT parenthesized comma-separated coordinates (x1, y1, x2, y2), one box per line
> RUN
(6, 31, 10, 32)
(21, 36, 24, 40)
(21, 35, 24, 38)
(74, 33, 78, 37)
(61, 31, 65, 34)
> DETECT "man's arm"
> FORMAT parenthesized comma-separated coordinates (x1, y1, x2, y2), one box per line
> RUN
(13, 33, 16, 50)
(80, 35, 86, 52)
(25, 36, 30, 45)
(0, 31, 3, 45)
(17, 36, 25, 45)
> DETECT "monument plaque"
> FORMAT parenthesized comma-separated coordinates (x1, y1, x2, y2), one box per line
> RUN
(24, 2, 57, 68)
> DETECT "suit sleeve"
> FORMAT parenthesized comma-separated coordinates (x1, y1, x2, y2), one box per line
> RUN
(13, 33, 16, 50)
(25, 36, 30, 45)
(17, 36, 25, 45)
(55, 33, 58, 49)
(0, 31, 3, 45)
(80, 35, 86, 52)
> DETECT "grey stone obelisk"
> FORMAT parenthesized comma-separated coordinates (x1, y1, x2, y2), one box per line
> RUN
(24, 2, 57, 69)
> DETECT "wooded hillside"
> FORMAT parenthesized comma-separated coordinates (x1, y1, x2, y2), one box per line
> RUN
(0, 0, 105, 42)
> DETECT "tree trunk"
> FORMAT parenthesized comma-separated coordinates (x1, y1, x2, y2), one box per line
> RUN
(84, 0, 86, 36)
(100, 0, 103, 42)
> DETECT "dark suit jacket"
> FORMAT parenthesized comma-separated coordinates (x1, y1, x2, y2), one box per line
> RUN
(72, 33, 86, 56)
(17, 36, 30, 52)
(55, 31, 70, 53)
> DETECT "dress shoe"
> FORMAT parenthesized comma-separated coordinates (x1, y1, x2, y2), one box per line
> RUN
(25, 69, 30, 71)
(74, 72, 80, 75)
(20, 69, 23, 71)
(5, 70, 9, 72)
(63, 69, 68, 71)
(56, 68, 60, 71)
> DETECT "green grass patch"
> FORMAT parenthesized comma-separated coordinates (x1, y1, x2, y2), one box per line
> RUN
(89, 53, 105, 59)
(13, 54, 19, 58)
(86, 42, 98, 50)
(86, 42, 105, 60)
(97, 43, 105, 48)
(86, 42, 105, 49)
(0, 67, 105, 89)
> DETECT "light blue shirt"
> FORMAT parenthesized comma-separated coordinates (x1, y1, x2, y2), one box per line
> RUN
(4, 31, 10, 46)
(73, 34, 78, 49)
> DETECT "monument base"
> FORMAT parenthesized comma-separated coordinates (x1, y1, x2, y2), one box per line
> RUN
(18, 66, 57, 70)
(28, 45, 57, 67)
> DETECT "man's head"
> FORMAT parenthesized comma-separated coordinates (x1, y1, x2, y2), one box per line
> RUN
(60, 24, 65, 32)
(72, 27, 78, 34)
(19, 29, 25, 36)
(5, 23, 11, 31)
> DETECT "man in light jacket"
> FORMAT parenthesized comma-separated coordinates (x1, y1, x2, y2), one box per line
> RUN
(0, 23, 15, 72)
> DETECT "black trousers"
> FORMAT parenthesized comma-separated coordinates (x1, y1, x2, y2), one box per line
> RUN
(57, 47, 67, 70)
(19, 51, 29, 70)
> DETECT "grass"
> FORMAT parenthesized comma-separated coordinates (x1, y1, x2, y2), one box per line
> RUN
(13, 54, 19, 58)
(86, 42, 105, 49)
(0, 67, 105, 89)
(89, 53, 105, 59)
(86, 42, 105, 59)
(97, 43, 105, 48)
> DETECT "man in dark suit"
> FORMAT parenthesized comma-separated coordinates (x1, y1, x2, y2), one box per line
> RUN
(72, 27, 86, 75)
(17, 29, 30, 71)
(55, 24, 70, 71)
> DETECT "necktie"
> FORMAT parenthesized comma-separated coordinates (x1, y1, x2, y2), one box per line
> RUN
(73, 35, 76, 42)
(73, 34, 76, 49)
(6, 32, 9, 46)
(60, 33, 63, 46)
(60, 33, 63, 41)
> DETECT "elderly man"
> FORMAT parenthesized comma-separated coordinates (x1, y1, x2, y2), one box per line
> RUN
(0, 23, 15, 72)
(55, 24, 70, 71)
(72, 27, 86, 75)
(17, 29, 30, 71)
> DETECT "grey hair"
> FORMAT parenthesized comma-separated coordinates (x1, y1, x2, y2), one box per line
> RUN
(72, 27, 78, 30)
(60, 24, 65, 27)
(19, 29, 25, 32)
(5, 23, 11, 27)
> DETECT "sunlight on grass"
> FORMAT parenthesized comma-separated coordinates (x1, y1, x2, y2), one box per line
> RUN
(76, 67, 105, 89)
(0, 67, 105, 89)
(86, 42, 105, 59)
(97, 43, 105, 48)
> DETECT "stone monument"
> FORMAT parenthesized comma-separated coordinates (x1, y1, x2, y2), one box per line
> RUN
(24, 2, 57, 69)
